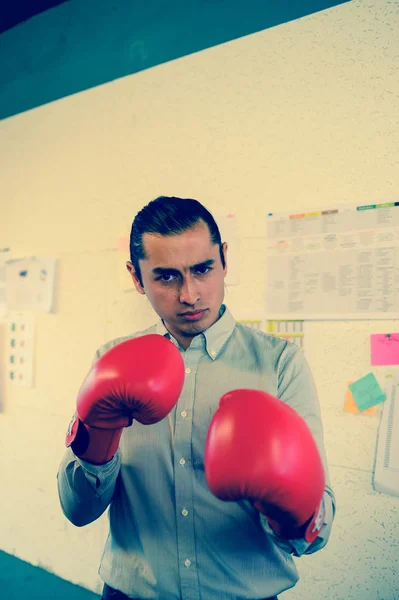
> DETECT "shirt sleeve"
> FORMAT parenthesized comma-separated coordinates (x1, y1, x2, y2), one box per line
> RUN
(57, 447, 121, 527)
(261, 341, 336, 556)
(57, 343, 126, 527)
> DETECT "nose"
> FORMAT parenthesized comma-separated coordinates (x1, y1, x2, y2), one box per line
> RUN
(179, 276, 200, 305)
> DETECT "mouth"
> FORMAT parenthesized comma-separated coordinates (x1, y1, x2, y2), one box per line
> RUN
(179, 309, 207, 321)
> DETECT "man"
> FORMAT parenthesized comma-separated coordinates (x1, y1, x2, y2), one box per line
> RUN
(58, 196, 336, 600)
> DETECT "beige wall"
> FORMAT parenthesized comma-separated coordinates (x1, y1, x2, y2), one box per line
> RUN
(1, 1, 398, 598)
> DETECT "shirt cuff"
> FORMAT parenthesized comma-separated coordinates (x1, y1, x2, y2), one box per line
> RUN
(75, 449, 121, 495)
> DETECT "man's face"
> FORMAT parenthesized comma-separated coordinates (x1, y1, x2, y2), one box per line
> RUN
(127, 221, 227, 348)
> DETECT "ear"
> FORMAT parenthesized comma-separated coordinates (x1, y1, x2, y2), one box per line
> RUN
(222, 242, 228, 277)
(126, 261, 145, 295)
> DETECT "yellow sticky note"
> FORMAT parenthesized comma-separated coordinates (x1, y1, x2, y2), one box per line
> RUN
(344, 382, 376, 416)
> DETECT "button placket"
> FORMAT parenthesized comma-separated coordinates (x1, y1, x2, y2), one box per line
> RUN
(174, 344, 202, 600)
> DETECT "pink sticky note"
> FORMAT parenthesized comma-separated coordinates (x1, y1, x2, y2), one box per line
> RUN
(370, 333, 399, 366)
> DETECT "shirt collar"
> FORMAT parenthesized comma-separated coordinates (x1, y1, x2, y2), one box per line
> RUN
(155, 304, 236, 360)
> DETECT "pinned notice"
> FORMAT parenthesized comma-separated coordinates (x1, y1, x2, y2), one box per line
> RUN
(370, 333, 399, 366)
(349, 373, 386, 413)
(6, 257, 57, 313)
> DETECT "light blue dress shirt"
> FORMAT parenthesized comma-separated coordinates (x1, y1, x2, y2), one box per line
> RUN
(58, 305, 335, 600)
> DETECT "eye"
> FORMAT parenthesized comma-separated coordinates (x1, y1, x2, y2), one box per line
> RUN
(194, 265, 212, 275)
(158, 272, 176, 283)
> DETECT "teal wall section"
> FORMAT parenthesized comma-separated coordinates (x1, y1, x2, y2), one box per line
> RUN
(0, 550, 100, 599)
(0, 0, 350, 121)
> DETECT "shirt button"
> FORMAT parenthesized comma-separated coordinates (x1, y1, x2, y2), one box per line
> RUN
(184, 559, 191, 567)
(211, 349, 216, 357)
(182, 508, 188, 517)
(185, 367, 191, 374)
(180, 410, 187, 418)
(179, 458, 186, 465)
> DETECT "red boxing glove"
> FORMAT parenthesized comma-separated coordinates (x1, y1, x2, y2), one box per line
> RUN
(66, 334, 184, 464)
(204, 389, 325, 542)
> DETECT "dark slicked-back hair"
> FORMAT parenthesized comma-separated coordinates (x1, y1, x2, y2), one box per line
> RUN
(130, 196, 225, 286)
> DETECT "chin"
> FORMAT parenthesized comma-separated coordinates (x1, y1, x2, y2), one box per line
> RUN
(186, 319, 209, 333)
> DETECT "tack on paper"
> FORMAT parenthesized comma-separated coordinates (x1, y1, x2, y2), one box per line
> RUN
(344, 381, 376, 416)
(6, 257, 57, 313)
(370, 333, 399, 366)
(7, 311, 35, 387)
(349, 373, 386, 413)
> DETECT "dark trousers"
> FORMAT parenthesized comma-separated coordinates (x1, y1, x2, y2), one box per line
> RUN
(101, 584, 140, 599)
(102, 582, 278, 600)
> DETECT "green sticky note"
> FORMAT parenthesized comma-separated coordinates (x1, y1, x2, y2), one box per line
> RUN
(349, 373, 386, 412)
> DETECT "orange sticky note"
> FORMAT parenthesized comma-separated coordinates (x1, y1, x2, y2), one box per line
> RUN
(344, 382, 376, 416)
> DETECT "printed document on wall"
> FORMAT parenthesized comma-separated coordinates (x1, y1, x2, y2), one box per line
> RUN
(266, 200, 399, 319)
(373, 377, 399, 497)
(6, 257, 57, 313)
(7, 311, 35, 387)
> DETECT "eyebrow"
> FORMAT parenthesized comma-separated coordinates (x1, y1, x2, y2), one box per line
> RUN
(151, 259, 216, 276)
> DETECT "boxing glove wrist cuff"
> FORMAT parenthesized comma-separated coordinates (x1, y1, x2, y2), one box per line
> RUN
(257, 499, 325, 542)
(303, 499, 325, 543)
(65, 412, 123, 465)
